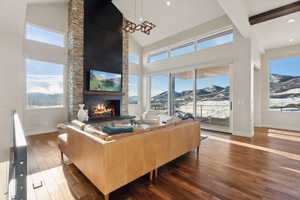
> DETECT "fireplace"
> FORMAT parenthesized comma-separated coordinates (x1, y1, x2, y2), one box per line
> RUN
(87, 99, 121, 120)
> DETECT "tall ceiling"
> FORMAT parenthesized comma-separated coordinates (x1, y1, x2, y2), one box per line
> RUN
(246, 0, 299, 16)
(251, 12, 300, 50)
(245, 0, 300, 50)
(112, 0, 225, 46)
(27, 0, 300, 50)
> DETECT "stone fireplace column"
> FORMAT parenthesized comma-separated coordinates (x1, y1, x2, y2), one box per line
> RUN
(67, 0, 84, 120)
(122, 19, 129, 116)
(67, 0, 129, 120)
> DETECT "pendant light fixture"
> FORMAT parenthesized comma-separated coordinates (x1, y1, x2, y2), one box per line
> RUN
(123, 0, 156, 35)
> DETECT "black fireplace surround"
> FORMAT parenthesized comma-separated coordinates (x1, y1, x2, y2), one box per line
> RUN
(83, 0, 126, 122)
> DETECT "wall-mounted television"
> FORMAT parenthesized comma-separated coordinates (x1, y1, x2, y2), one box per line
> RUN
(89, 69, 122, 92)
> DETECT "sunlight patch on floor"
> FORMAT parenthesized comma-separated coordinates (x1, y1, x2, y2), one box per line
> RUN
(281, 167, 300, 174)
(206, 135, 300, 161)
(268, 129, 300, 137)
(268, 133, 300, 142)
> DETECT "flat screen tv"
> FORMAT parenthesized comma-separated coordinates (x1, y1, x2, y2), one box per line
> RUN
(89, 70, 122, 92)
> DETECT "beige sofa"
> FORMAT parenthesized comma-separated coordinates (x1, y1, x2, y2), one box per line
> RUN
(58, 120, 201, 200)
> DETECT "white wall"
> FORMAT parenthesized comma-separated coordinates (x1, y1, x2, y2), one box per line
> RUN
(24, 3, 69, 135)
(260, 44, 300, 131)
(0, 0, 27, 160)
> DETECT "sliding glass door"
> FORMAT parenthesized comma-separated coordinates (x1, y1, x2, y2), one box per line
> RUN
(150, 74, 169, 114)
(148, 66, 232, 130)
(172, 71, 194, 115)
(195, 67, 231, 128)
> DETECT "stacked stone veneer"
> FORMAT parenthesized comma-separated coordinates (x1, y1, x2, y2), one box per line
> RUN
(121, 18, 129, 115)
(67, 0, 129, 120)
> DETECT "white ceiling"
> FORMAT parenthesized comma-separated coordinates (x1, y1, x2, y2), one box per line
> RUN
(245, 0, 300, 50)
(246, 0, 299, 16)
(112, 0, 225, 46)
(251, 12, 300, 50)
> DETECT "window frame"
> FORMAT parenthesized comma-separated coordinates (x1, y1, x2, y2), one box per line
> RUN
(147, 28, 234, 63)
(196, 30, 234, 51)
(25, 23, 66, 47)
(25, 58, 66, 110)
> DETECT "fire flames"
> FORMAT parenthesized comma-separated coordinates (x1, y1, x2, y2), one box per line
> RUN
(91, 104, 115, 118)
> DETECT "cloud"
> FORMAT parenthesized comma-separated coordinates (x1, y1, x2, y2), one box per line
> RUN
(27, 74, 63, 95)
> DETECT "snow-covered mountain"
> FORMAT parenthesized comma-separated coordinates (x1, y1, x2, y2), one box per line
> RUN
(151, 85, 229, 104)
(270, 74, 300, 98)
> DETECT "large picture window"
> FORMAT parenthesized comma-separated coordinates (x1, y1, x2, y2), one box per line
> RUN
(26, 24, 65, 47)
(150, 74, 169, 114)
(26, 59, 64, 109)
(269, 57, 300, 112)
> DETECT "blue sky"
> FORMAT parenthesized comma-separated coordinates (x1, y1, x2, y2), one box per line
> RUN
(129, 54, 139, 64)
(27, 59, 63, 76)
(26, 24, 64, 47)
(270, 57, 300, 76)
(151, 75, 169, 96)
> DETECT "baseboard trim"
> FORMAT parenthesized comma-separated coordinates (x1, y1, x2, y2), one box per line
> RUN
(26, 127, 58, 136)
(232, 130, 254, 137)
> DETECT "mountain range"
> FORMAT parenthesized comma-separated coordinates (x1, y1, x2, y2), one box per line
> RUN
(151, 85, 230, 105)
(149, 73, 300, 105)
(270, 74, 300, 98)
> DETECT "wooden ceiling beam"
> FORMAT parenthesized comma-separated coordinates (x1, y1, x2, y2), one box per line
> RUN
(249, 1, 300, 25)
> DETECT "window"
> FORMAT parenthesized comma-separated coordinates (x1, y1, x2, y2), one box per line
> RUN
(129, 54, 139, 64)
(269, 57, 300, 112)
(150, 74, 169, 114)
(26, 59, 64, 109)
(26, 24, 65, 47)
(197, 32, 233, 51)
(128, 75, 139, 104)
(172, 71, 194, 115)
(196, 67, 230, 127)
(170, 43, 195, 57)
(149, 51, 168, 63)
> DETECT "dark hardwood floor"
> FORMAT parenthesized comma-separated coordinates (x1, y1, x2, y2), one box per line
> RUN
(27, 128, 300, 200)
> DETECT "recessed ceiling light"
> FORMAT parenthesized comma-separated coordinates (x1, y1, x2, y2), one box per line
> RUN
(288, 19, 295, 23)
(139, 17, 143, 22)
(289, 38, 294, 42)
(166, 1, 171, 6)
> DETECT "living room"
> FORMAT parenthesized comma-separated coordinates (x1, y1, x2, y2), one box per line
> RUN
(0, 0, 300, 199)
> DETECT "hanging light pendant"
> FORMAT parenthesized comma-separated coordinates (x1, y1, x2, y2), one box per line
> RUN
(122, 0, 156, 35)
